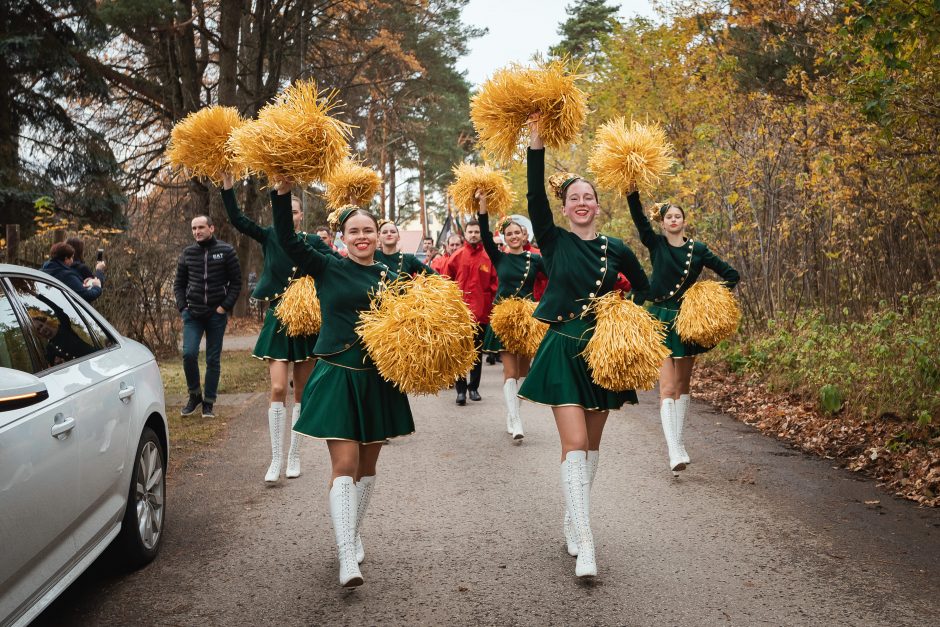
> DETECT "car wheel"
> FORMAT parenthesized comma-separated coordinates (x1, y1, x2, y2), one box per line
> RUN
(115, 426, 165, 569)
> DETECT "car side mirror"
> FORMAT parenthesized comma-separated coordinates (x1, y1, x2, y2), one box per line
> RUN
(0, 367, 49, 411)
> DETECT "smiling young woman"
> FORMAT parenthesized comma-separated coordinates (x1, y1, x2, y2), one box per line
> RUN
(475, 193, 547, 440)
(628, 195, 740, 473)
(271, 180, 415, 588)
(374, 220, 437, 276)
(220, 173, 333, 483)
(518, 113, 651, 578)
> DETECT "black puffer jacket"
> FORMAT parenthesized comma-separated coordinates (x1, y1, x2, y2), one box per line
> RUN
(173, 237, 242, 318)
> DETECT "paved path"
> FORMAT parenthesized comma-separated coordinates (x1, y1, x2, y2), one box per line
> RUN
(36, 364, 940, 626)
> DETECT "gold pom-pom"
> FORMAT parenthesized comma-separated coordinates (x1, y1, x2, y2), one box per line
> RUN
(228, 80, 352, 186)
(324, 160, 382, 209)
(582, 293, 670, 391)
(588, 118, 675, 195)
(357, 274, 478, 395)
(548, 171, 580, 199)
(675, 280, 741, 348)
(448, 163, 514, 215)
(470, 59, 587, 165)
(165, 106, 246, 184)
(274, 275, 321, 336)
(488, 297, 548, 357)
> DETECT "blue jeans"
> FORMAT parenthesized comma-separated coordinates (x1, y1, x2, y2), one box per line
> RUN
(181, 309, 228, 402)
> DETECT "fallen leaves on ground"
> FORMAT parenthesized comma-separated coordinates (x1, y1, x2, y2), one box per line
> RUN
(691, 361, 939, 507)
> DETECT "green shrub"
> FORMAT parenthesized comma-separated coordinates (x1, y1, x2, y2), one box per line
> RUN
(714, 285, 940, 421)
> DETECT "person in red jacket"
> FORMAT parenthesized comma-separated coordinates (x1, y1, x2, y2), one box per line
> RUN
(445, 220, 497, 405)
(432, 234, 463, 276)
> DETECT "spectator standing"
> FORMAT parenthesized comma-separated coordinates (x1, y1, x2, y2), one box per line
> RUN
(65, 237, 106, 286)
(173, 215, 242, 418)
(431, 233, 463, 275)
(40, 242, 102, 303)
(445, 220, 497, 405)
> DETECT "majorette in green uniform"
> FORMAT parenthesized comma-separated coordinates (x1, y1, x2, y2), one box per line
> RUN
(477, 208, 547, 440)
(517, 115, 651, 579)
(628, 191, 740, 473)
(271, 184, 413, 589)
(222, 182, 335, 483)
(375, 220, 437, 276)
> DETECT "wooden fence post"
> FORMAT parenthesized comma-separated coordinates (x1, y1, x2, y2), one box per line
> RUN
(5, 224, 19, 264)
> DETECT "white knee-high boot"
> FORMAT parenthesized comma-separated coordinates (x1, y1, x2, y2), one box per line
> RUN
(503, 378, 516, 434)
(564, 450, 599, 556)
(561, 450, 596, 577)
(286, 403, 302, 478)
(265, 403, 285, 482)
(355, 476, 375, 564)
(676, 394, 691, 465)
(329, 476, 363, 587)
(661, 398, 686, 472)
(504, 378, 524, 439)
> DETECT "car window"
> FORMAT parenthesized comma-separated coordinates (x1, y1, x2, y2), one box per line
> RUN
(83, 308, 118, 349)
(0, 284, 36, 373)
(9, 277, 99, 368)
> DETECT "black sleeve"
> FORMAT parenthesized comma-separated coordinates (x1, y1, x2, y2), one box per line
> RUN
(219, 245, 242, 311)
(627, 192, 658, 251)
(478, 212, 504, 267)
(526, 148, 558, 255)
(271, 191, 329, 276)
(618, 244, 650, 305)
(61, 266, 101, 303)
(701, 244, 740, 289)
(173, 252, 188, 311)
(222, 188, 267, 243)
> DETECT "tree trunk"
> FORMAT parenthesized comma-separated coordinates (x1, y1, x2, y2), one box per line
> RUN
(218, 0, 241, 106)
(388, 150, 397, 222)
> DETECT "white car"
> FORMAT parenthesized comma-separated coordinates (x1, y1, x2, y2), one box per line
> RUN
(0, 264, 168, 626)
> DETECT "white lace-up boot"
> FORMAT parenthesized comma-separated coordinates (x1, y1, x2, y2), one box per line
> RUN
(264, 403, 285, 482)
(504, 378, 524, 440)
(329, 476, 363, 587)
(503, 378, 516, 434)
(355, 476, 376, 564)
(564, 450, 599, 556)
(285, 403, 302, 478)
(661, 398, 686, 473)
(676, 394, 691, 465)
(561, 451, 597, 577)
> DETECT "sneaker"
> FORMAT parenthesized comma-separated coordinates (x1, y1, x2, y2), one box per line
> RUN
(180, 394, 202, 416)
(201, 402, 215, 418)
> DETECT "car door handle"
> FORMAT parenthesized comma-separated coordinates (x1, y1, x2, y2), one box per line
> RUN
(51, 414, 75, 439)
(118, 384, 136, 401)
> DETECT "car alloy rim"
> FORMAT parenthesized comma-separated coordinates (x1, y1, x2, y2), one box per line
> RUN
(136, 440, 164, 550)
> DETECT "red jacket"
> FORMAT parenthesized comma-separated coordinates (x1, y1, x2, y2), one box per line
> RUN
(430, 252, 450, 275)
(445, 242, 498, 324)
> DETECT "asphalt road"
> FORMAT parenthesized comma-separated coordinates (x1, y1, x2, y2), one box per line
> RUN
(36, 362, 940, 626)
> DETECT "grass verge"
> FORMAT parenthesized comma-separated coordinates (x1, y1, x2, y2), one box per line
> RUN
(159, 350, 270, 470)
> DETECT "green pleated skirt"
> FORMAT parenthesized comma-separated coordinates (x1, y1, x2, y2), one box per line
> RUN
(252, 306, 318, 362)
(518, 318, 637, 410)
(292, 342, 414, 443)
(647, 303, 708, 358)
(481, 324, 503, 353)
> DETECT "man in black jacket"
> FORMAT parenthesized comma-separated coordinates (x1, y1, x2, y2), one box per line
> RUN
(173, 214, 241, 418)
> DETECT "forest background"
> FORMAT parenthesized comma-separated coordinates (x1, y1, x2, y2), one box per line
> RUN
(1, 1, 937, 498)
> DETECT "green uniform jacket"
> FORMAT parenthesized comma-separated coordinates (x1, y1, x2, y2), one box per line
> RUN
(222, 188, 338, 301)
(373, 250, 436, 276)
(527, 148, 650, 322)
(271, 192, 398, 356)
(478, 212, 546, 301)
(627, 192, 739, 306)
